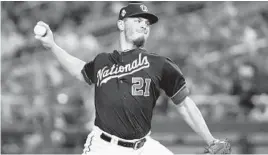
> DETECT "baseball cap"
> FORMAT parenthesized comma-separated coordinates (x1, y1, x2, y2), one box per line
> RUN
(118, 3, 158, 25)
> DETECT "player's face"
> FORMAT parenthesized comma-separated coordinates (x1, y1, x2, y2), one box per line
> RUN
(124, 17, 150, 47)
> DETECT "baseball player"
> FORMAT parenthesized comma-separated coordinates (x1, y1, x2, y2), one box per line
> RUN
(35, 3, 231, 155)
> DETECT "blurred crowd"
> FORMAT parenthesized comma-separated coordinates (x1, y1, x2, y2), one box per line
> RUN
(1, 1, 268, 154)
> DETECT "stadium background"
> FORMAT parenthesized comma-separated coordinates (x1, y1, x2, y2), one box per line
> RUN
(1, 1, 268, 154)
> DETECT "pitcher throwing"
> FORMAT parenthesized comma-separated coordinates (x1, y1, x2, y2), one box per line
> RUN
(35, 3, 231, 155)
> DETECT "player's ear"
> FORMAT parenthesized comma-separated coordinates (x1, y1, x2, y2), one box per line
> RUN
(117, 20, 125, 31)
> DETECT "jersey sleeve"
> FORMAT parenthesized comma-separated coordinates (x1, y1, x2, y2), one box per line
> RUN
(81, 56, 97, 85)
(81, 61, 94, 85)
(160, 58, 189, 104)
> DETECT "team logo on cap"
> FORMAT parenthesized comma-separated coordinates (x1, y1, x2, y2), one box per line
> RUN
(121, 9, 126, 17)
(140, 4, 148, 12)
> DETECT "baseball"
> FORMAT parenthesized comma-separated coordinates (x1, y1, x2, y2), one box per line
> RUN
(34, 25, 47, 36)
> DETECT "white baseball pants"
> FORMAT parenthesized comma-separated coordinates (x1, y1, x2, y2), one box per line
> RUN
(82, 126, 174, 155)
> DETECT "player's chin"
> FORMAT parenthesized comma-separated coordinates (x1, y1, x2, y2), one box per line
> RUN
(133, 36, 146, 48)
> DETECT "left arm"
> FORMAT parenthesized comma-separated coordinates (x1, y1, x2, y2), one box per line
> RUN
(158, 57, 230, 153)
(172, 96, 216, 144)
(158, 57, 216, 145)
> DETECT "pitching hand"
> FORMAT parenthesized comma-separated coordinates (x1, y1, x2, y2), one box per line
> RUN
(34, 21, 55, 49)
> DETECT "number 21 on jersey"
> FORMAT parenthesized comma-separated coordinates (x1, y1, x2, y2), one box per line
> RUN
(131, 77, 151, 96)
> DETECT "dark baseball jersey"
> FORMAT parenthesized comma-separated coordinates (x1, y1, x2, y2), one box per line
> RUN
(81, 48, 189, 139)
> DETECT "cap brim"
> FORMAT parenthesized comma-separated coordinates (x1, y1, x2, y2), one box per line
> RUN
(129, 13, 158, 25)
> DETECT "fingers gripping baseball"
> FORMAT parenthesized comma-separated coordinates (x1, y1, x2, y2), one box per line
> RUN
(34, 21, 50, 38)
(34, 21, 55, 48)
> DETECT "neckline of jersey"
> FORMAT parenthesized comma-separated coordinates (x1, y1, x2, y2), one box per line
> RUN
(116, 48, 145, 55)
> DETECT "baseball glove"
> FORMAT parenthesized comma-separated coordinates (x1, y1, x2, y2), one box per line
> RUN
(204, 139, 231, 154)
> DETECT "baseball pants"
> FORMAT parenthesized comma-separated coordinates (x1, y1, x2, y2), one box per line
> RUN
(82, 126, 174, 155)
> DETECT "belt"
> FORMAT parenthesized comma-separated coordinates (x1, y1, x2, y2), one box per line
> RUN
(100, 133, 146, 150)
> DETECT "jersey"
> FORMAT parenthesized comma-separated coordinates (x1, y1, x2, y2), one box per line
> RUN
(81, 48, 189, 139)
